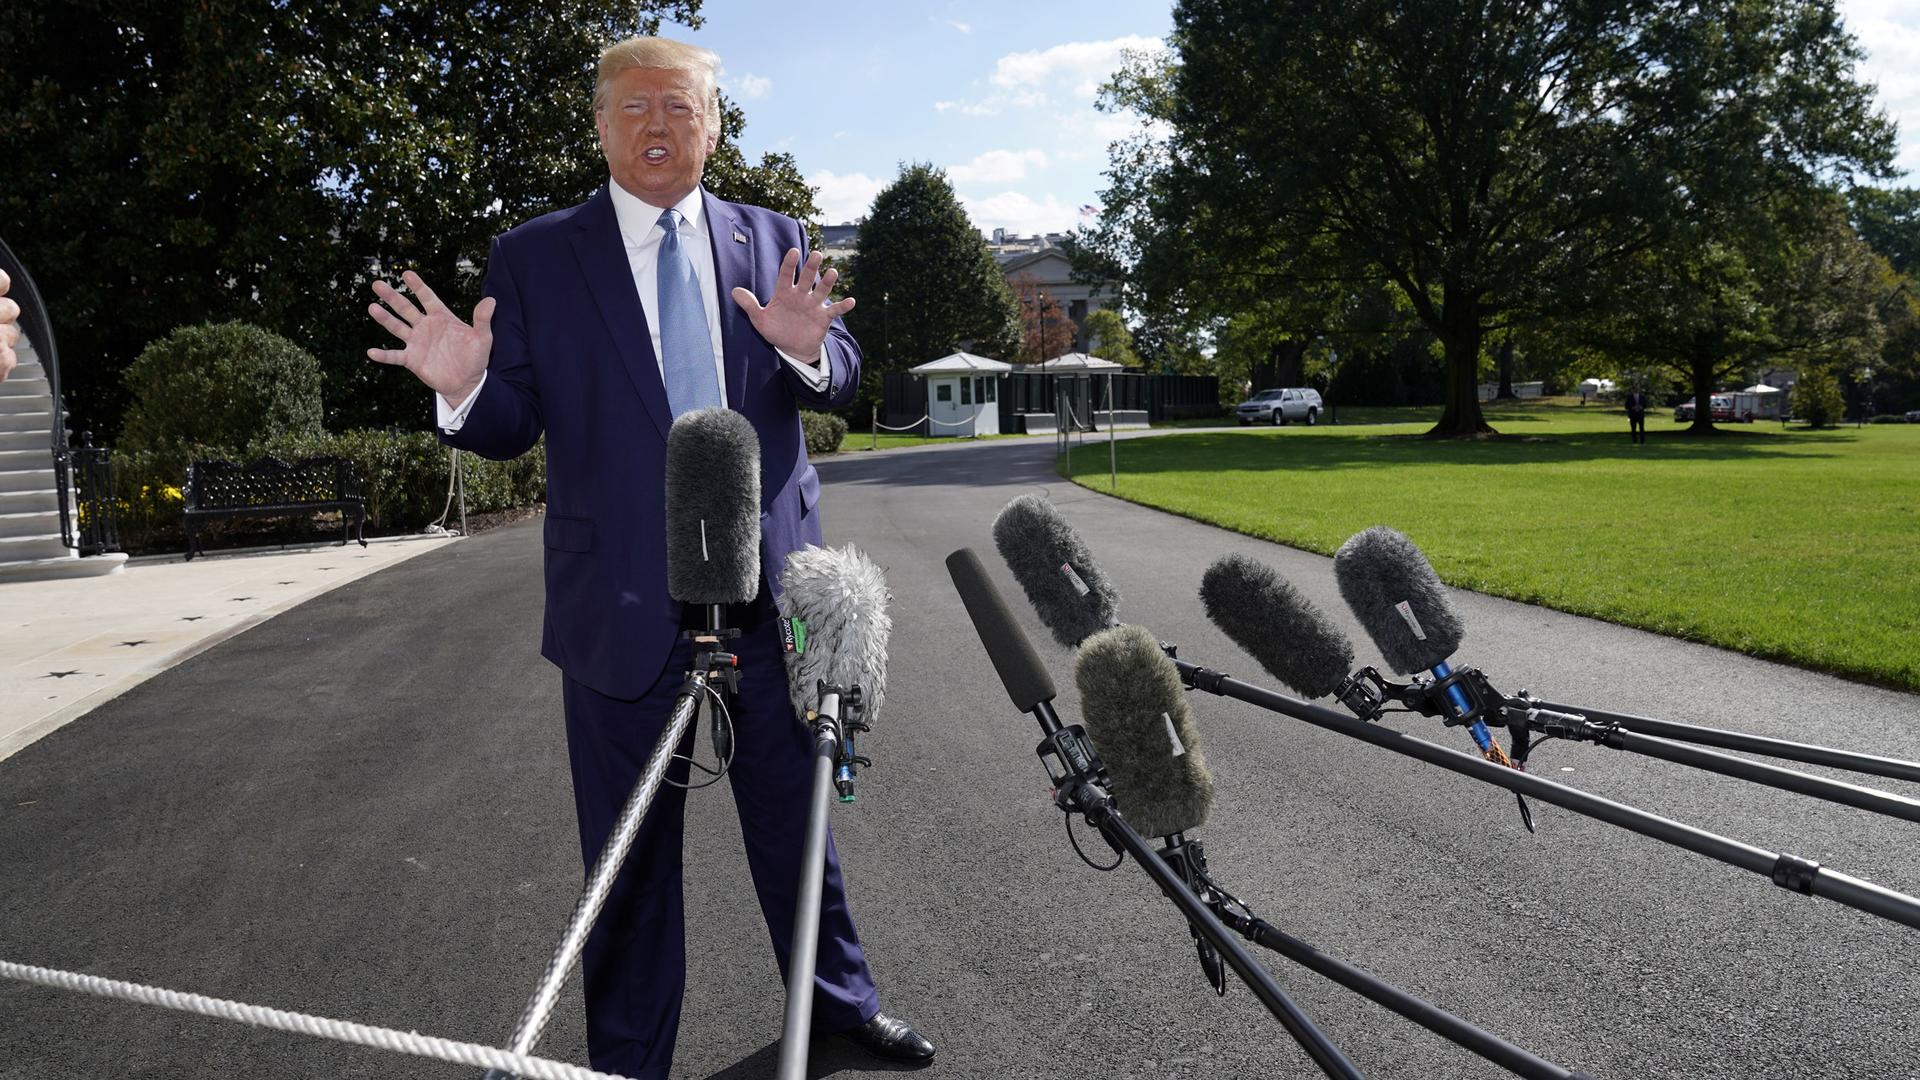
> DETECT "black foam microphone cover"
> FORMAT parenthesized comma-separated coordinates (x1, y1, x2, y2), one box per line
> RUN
(665, 407, 762, 605)
(1200, 554, 1355, 699)
(779, 544, 891, 722)
(1075, 625, 1214, 838)
(946, 547, 1058, 712)
(991, 493, 1120, 648)
(1332, 526, 1464, 675)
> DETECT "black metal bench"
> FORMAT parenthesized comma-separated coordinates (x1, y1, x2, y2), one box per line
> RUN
(184, 455, 367, 560)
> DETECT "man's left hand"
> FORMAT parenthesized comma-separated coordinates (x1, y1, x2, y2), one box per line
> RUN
(731, 248, 854, 363)
(0, 269, 20, 383)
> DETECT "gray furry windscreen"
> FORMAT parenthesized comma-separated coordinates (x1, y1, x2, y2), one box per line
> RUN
(1075, 624, 1213, 838)
(1200, 554, 1355, 699)
(992, 494, 1120, 648)
(779, 544, 891, 723)
(1332, 526, 1464, 674)
(664, 407, 762, 605)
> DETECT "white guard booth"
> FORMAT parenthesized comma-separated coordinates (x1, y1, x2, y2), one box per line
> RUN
(910, 352, 1012, 436)
(1036, 352, 1128, 430)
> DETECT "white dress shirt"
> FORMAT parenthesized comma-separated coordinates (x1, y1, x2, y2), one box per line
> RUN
(438, 183, 827, 431)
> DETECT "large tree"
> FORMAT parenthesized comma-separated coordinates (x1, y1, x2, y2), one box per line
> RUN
(1, 1, 819, 435)
(1594, 195, 1886, 431)
(1089, 0, 1895, 437)
(843, 164, 1021, 372)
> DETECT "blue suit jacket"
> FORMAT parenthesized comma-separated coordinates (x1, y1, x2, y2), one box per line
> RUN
(443, 184, 859, 700)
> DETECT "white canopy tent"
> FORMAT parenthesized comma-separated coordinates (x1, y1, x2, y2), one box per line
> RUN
(908, 352, 1012, 436)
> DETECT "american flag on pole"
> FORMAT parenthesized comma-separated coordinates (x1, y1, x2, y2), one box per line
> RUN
(1078, 204, 1098, 217)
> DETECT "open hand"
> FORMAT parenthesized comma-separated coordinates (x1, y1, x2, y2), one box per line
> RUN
(731, 249, 854, 362)
(0, 269, 19, 383)
(367, 270, 494, 407)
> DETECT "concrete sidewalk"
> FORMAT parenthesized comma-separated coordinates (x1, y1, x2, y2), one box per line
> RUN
(0, 533, 457, 760)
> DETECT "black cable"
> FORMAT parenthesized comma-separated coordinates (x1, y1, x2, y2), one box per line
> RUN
(1064, 808, 1125, 871)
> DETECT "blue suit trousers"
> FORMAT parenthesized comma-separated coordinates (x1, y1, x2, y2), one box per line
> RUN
(561, 593, 881, 1079)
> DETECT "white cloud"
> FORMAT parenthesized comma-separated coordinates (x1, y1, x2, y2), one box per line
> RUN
(947, 149, 1050, 184)
(939, 34, 1165, 115)
(809, 169, 887, 224)
(735, 73, 772, 100)
(1839, 0, 1920, 176)
(958, 191, 1083, 237)
(949, 19, 972, 33)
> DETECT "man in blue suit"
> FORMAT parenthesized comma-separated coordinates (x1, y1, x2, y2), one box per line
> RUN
(365, 35, 933, 1079)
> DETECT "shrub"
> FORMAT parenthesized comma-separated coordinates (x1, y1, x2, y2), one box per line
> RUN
(1790, 368, 1847, 428)
(1870, 414, 1907, 424)
(801, 410, 847, 454)
(118, 322, 324, 474)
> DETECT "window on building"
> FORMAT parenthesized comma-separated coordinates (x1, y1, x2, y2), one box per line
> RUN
(936, 383, 952, 402)
(984, 378, 997, 403)
(961, 378, 973, 405)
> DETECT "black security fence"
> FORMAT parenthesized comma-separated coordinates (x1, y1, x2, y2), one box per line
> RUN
(879, 371, 1221, 432)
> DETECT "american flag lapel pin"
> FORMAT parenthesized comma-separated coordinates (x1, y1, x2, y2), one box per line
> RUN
(732, 229, 747, 244)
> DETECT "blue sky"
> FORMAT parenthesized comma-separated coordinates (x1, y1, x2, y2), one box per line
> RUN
(666, 0, 1920, 238)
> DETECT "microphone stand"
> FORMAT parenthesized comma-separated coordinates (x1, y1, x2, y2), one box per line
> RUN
(1156, 835, 1595, 1080)
(775, 681, 865, 1080)
(1173, 657, 1920, 932)
(1028, 699, 1368, 1080)
(481, 608, 743, 1080)
(1341, 667, 1920, 826)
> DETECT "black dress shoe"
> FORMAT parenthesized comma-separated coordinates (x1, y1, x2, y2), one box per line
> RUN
(833, 1011, 936, 1063)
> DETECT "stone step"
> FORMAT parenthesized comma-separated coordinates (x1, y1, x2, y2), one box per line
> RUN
(0, 549, 126, 582)
(0, 429, 48, 451)
(0, 447, 56, 471)
(5, 359, 46, 381)
(0, 375, 51, 397)
(0, 468, 56, 493)
(0, 533, 72, 562)
(0, 509, 60, 539)
(0, 393, 55, 416)
(0, 488, 59, 513)
(0, 410, 53, 432)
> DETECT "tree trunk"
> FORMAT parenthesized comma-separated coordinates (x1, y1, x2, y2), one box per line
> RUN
(1428, 289, 1494, 436)
(1274, 338, 1307, 387)
(1687, 355, 1719, 434)
(1494, 336, 1516, 400)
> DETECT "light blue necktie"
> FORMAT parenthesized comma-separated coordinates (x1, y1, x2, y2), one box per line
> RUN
(657, 208, 721, 416)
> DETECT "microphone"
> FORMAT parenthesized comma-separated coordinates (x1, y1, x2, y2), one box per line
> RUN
(665, 407, 762, 607)
(778, 543, 890, 800)
(1199, 554, 1355, 700)
(1333, 527, 1508, 764)
(1075, 624, 1214, 839)
(992, 494, 1120, 647)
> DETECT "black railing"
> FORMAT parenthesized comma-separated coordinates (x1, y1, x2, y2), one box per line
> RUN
(69, 432, 120, 556)
(0, 236, 74, 549)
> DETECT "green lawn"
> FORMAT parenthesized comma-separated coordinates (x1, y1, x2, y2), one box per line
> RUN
(1064, 401, 1920, 691)
(840, 431, 1038, 452)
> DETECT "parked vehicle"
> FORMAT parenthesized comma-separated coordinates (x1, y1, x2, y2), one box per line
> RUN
(1236, 387, 1323, 426)
(1673, 394, 1758, 423)
(1908, 409, 1920, 423)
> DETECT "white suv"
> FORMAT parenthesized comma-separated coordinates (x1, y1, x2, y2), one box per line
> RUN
(1236, 387, 1323, 426)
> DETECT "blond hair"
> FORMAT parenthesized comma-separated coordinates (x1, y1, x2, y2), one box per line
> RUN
(593, 36, 721, 122)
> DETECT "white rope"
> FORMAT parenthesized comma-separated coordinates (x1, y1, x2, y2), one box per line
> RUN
(872, 414, 930, 431)
(0, 959, 635, 1080)
(927, 415, 979, 428)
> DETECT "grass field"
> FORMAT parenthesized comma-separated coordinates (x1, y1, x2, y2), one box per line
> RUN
(1064, 401, 1920, 691)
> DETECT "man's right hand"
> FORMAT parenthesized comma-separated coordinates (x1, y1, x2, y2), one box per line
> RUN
(0, 269, 20, 384)
(367, 270, 495, 409)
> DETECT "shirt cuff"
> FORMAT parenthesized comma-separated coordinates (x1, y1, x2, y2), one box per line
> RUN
(436, 372, 487, 433)
(777, 347, 830, 392)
